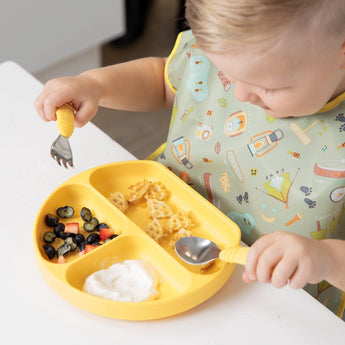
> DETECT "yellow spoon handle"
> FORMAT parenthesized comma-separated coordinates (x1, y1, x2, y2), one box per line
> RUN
(219, 246, 249, 266)
(56, 104, 75, 138)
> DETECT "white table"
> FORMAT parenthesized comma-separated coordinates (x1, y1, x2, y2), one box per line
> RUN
(1, 61, 344, 345)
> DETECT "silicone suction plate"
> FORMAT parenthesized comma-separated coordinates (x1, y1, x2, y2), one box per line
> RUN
(33, 161, 241, 320)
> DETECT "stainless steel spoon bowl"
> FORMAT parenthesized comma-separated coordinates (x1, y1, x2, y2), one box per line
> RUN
(175, 236, 249, 266)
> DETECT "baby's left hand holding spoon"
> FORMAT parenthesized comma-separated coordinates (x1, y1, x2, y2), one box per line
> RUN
(242, 231, 333, 289)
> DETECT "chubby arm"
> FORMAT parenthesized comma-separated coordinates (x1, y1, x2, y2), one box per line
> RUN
(243, 231, 345, 291)
(82, 57, 174, 111)
(34, 57, 175, 127)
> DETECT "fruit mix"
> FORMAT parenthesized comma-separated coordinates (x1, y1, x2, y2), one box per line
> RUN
(42, 206, 119, 263)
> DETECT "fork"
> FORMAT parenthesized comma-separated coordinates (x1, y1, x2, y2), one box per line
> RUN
(50, 104, 75, 168)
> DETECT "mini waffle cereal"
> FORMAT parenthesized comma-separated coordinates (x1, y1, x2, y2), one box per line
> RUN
(168, 211, 193, 233)
(110, 181, 193, 244)
(147, 199, 172, 219)
(127, 179, 151, 203)
(145, 181, 167, 201)
(109, 192, 129, 213)
(145, 218, 166, 243)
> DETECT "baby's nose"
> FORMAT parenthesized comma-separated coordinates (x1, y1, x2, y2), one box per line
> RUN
(233, 82, 258, 103)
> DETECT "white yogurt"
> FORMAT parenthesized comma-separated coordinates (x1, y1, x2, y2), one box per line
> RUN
(83, 259, 159, 302)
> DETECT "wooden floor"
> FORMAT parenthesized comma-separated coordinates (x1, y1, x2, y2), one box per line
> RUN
(92, 1, 181, 159)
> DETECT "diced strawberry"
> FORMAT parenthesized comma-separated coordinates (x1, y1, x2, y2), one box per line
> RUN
(56, 256, 66, 264)
(84, 244, 100, 254)
(65, 222, 79, 234)
(78, 250, 85, 257)
(99, 228, 115, 241)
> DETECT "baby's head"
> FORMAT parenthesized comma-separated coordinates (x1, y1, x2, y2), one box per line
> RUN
(185, 0, 345, 118)
(185, 0, 345, 54)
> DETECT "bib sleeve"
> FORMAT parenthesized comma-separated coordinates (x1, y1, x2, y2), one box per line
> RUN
(165, 30, 196, 94)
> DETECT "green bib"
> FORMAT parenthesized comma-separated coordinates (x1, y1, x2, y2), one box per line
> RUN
(152, 30, 345, 317)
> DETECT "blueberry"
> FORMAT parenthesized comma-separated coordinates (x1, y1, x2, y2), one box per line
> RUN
(42, 244, 56, 260)
(96, 222, 109, 231)
(43, 231, 56, 244)
(64, 237, 77, 251)
(86, 233, 101, 244)
(56, 206, 74, 218)
(45, 214, 60, 227)
(79, 240, 88, 252)
(103, 235, 117, 244)
(103, 234, 118, 244)
(54, 223, 65, 238)
(59, 231, 74, 240)
(80, 207, 92, 222)
(83, 217, 99, 232)
(56, 243, 71, 257)
(73, 234, 85, 245)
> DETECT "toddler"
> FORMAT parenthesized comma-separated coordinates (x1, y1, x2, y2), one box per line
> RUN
(35, 0, 345, 317)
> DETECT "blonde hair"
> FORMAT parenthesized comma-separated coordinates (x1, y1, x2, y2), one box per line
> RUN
(185, 0, 345, 53)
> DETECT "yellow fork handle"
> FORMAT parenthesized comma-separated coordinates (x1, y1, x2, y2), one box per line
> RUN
(219, 245, 250, 266)
(56, 104, 75, 138)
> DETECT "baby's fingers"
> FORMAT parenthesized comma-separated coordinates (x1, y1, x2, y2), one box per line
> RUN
(242, 270, 257, 283)
(34, 78, 78, 122)
(245, 233, 276, 281)
(73, 101, 98, 128)
(270, 257, 298, 288)
(255, 246, 283, 283)
(287, 262, 311, 289)
(34, 91, 72, 122)
(34, 92, 49, 122)
(43, 95, 75, 123)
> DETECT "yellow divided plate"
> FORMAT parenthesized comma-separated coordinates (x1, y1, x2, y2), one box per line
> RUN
(33, 161, 241, 320)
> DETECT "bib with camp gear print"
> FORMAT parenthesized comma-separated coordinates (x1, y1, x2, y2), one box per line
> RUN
(153, 30, 345, 317)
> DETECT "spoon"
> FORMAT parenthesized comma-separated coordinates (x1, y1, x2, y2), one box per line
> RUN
(175, 236, 249, 266)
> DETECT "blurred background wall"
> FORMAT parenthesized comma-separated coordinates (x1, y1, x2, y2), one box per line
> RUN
(0, 0, 125, 80)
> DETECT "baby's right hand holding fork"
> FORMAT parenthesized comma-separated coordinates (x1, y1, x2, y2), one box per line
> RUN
(34, 74, 103, 128)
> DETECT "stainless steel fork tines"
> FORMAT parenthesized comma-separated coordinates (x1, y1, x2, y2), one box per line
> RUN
(50, 135, 74, 168)
(50, 104, 75, 169)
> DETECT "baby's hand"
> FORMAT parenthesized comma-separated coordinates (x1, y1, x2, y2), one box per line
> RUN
(34, 74, 102, 128)
(243, 231, 332, 289)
